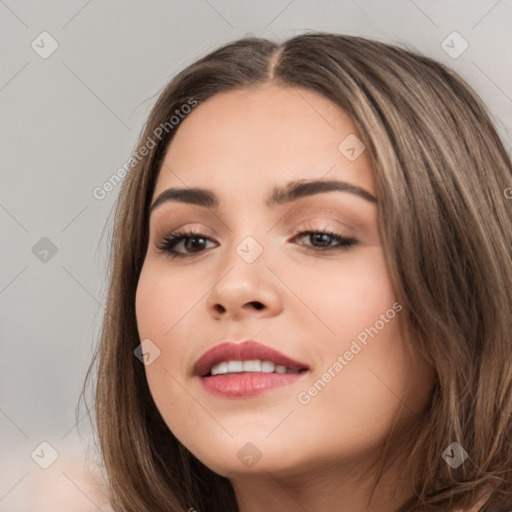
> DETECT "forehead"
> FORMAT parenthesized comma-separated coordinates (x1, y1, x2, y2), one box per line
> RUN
(153, 84, 375, 201)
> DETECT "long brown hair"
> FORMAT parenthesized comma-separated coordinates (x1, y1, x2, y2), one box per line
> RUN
(79, 32, 512, 511)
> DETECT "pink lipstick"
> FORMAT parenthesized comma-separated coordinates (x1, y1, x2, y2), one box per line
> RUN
(193, 340, 310, 398)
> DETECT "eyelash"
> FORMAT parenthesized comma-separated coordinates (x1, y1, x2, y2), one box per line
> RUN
(156, 228, 357, 259)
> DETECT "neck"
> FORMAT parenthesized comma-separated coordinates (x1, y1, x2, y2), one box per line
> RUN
(230, 443, 415, 512)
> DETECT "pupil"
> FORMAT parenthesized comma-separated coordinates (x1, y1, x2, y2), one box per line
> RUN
(313, 233, 330, 246)
(187, 236, 206, 251)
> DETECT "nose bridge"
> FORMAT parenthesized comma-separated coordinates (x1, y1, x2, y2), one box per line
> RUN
(215, 232, 267, 292)
(205, 226, 281, 318)
(221, 209, 270, 267)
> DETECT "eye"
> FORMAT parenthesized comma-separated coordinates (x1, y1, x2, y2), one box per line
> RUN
(155, 228, 358, 260)
(292, 230, 357, 252)
(156, 230, 217, 259)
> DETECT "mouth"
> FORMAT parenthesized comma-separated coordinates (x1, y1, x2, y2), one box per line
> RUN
(193, 340, 310, 398)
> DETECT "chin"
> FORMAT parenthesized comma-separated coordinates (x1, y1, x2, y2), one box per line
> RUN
(182, 433, 309, 478)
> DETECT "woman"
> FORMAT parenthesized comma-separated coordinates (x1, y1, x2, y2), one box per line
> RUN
(82, 33, 512, 511)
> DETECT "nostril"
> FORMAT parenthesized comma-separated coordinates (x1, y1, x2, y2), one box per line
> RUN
(213, 302, 264, 314)
(248, 301, 264, 310)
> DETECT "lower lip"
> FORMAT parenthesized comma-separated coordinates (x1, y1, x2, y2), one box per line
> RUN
(200, 372, 308, 398)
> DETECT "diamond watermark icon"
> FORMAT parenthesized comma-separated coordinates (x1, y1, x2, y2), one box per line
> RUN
(236, 236, 263, 264)
(31, 31, 59, 59)
(31, 441, 59, 469)
(441, 32, 468, 59)
(32, 237, 58, 263)
(134, 338, 161, 366)
(338, 134, 365, 161)
(237, 442, 262, 468)
(441, 441, 468, 468)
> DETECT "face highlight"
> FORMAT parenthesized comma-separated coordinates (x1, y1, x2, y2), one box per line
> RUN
(135, 84, 434, 482)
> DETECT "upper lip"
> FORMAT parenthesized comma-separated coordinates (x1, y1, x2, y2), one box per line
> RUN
(193, 340, 310, 377)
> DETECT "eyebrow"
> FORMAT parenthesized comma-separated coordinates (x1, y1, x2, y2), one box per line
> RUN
(149, 179, 377, 214)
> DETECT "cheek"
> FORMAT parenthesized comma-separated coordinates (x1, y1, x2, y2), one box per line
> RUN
(293, 328, 432, 466)
(135, 260, 210, 348)
(289, 246, 398, 345)
(288, 248, 424, 447)
(135, 263, 209, 442)
(135, 262, 197, 391)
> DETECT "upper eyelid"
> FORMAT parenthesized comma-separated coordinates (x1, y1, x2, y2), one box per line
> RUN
(152, 211, 363, 235)
(156, 224, 352, 241)
(150, 201, 368, 224)
(158, 227, 353, 249)
(153, 212, 363, 243)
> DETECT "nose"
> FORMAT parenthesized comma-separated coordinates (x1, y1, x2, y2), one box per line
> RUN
(205, 239, 283, 321)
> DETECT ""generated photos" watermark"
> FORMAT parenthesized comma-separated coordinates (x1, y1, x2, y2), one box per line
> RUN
(297, 301, 403, 405)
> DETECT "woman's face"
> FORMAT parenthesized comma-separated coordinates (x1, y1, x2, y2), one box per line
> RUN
(135, 84, 434, 479)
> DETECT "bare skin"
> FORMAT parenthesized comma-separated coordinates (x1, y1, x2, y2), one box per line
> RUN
(135, 83, 437, 511)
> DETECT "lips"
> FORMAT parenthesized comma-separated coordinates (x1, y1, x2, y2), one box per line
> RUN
(193, 340, 309, 377)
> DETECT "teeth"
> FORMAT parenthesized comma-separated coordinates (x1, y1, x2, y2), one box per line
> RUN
(210, 359, 300, 376)
(261, 361, 275, 373)
(211, 361, 227, 375)
(243, 360, 262, 372)
(227, 361, 243, 373)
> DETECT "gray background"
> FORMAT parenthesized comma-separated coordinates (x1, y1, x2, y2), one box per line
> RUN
(1, 0, 511, 509)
